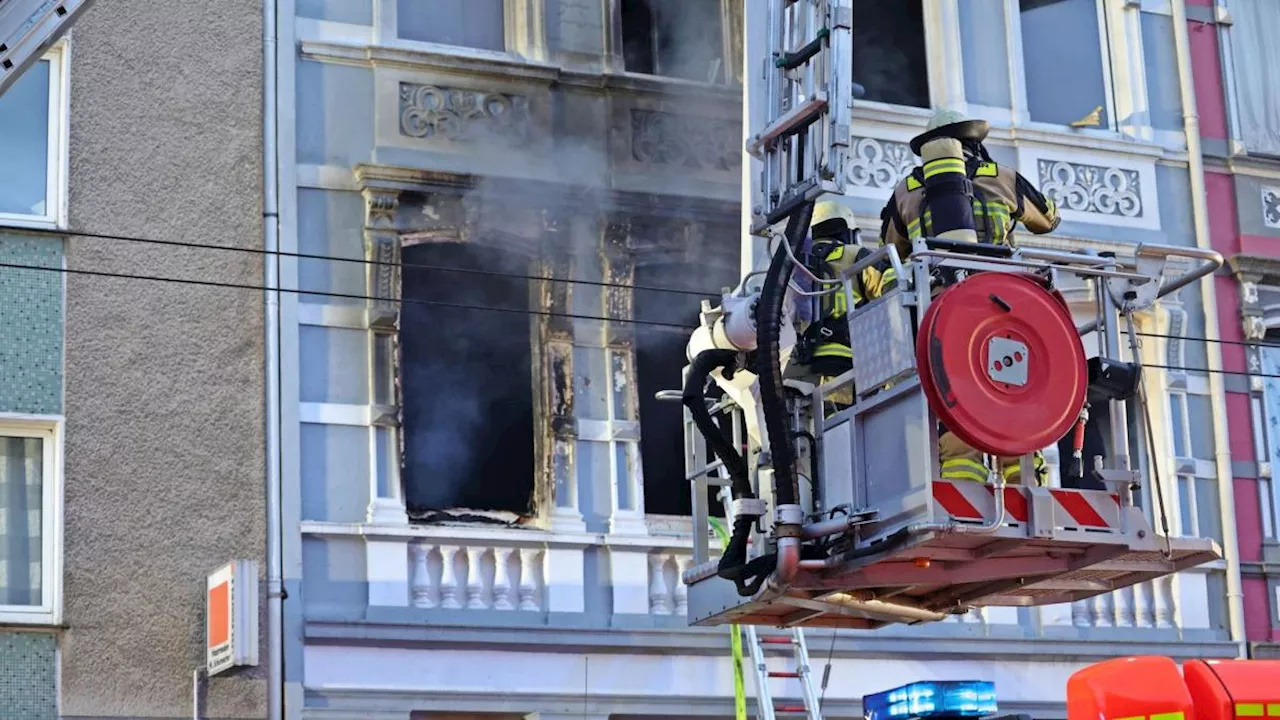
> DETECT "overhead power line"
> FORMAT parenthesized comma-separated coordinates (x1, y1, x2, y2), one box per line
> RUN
(0, 260, 700, 331)
(4, 259, 1280, 379)
(5, 224, 726, 298)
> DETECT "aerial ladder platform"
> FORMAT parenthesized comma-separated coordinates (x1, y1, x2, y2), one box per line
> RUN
(665, 0, 1223, 633)
(0, 0, 94, 96)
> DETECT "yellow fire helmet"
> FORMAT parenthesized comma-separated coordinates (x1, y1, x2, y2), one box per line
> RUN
(811, 199, 858, 239)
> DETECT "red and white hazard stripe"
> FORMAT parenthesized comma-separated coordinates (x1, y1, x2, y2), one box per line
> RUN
(931, 480, 1122, 530)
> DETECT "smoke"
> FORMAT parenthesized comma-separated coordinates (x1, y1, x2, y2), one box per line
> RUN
(401, 0, 746, 519)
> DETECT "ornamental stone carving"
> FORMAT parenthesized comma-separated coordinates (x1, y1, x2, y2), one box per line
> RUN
(845, 137, 916, 190)
(1037, 160, 1143, 218)
(1262, 186, 1280, 229)
(1243, 280, 1260, 305)
(630, 110, 738, 171)
(398, 83, 531, 142)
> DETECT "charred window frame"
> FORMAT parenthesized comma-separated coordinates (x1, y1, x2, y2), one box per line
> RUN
(617, 0, 738, 84)
(362, 187, 542, 525)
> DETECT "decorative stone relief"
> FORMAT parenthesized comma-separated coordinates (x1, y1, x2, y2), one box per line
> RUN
(845, 137, 915, 191)
(1262, 185, 1280, 229)
(1037, 160, 1143, 218)
(630, 110, 738, 172)
(362, 189, 401, 325)
(398, 83, 531, 142)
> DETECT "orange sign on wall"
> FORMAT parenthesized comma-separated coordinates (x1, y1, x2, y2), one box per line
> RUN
(206, 560, 258, 677)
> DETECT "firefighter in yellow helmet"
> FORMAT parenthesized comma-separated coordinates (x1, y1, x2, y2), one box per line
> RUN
(793, 200, 892, 394)
(877, 109, 1060, 485)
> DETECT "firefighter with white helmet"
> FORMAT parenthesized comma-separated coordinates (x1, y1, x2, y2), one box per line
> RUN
(878, 109, 1062, 485)
(878, 108, 1061, 261)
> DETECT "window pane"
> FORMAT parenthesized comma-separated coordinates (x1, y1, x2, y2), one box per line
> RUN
(1168, 392, 1188, 457)
(398, 0, 505, 51)
(853, 0, 929, 108)
(0, 436, 43, 607)
(1186, 393, 1215, 460)
(959, 0, 1012, 108)
(1019, 0, 1109, 127)
(1228, 0, 1280, 156)
(1177, 475, 1194, 536)
(0, 60, 50, 217)
(621, 0, 725, 82)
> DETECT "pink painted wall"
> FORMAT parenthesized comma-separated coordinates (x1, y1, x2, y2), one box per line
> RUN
(1235, 478, 1264, 563)
(1243, 575, 1275, 642)
(1190, 21, 1229, 140)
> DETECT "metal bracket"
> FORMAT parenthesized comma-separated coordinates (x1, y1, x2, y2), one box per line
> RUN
(987, 337, 1030, 386)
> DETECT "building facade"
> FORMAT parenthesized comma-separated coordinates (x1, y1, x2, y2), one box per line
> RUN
(279, 1, 1246, 719)
(1183, 0, 1280, 655)
(0, 0, 269, 717)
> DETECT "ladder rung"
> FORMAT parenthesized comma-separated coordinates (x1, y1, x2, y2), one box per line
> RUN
(775, 704, 808, 713)
(750, 94, 828, 153)
(768, 670, 801, 678)
(759, 636, 794, 645)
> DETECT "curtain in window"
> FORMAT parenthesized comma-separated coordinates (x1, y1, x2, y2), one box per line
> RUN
(1230, 0, 1280, 157)
(1261, 348, 1280, 493)
(0, 437, 42, 607)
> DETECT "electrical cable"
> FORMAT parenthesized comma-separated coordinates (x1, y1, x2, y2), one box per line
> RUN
(3, 224, 724, 298)
(0, 260, 700, 331)
(6, 257, 1280, 377)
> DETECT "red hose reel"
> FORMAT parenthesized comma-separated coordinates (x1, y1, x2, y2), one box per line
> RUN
(915, 272, 1087, 457)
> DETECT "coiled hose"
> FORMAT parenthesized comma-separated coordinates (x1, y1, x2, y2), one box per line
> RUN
(683, 349, 775, 596)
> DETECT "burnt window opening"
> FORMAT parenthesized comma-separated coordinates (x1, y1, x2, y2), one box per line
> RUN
(621, 0, 727, 83)
(852, 0, 930, 108)
(635, 259, 740, 517)
(399, 241, 536, 519)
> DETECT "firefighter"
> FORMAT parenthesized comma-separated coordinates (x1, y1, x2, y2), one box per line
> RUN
(878, 108, 1061, 261)
(792, 201, 893, 410)
(877, 109, 1061, 486)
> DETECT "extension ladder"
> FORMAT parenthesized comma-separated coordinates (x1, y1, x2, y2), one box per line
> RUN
(748, 0, 852, 232)
(746, 626, 824, 720)
(712, 491, 825, 720)
(0, 0, 95, 95)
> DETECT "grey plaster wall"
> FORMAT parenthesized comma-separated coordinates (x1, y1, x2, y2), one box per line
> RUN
(61, 0, 266, 716)
(1235, 173, 1280, 238)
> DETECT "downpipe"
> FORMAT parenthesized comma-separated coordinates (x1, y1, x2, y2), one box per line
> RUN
(1171, 0, 1246, 651)
(262, 0, 285, 715)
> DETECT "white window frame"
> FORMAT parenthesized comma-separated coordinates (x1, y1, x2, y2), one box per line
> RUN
(1165, 373, 1221, 539)
(956, 0, 1165, 146)
(0, 40, 70, 231)
(371, 0, 545, 63)
(0, 415, 63, 626)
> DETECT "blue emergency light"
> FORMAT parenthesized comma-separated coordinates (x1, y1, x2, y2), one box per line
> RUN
(862, 680, 998, 720)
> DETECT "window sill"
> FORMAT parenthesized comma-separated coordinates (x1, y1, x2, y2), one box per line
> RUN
(0, 613, 61, 629)
(851, 104, 1181, 162)
(0, 217, 62, 233)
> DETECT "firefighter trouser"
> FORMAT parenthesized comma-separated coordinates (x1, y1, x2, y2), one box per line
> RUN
(938, 431, 1047, 485)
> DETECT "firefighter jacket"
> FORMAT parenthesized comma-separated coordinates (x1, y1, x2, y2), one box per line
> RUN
(938, 430, 1049, 486)
(878, 159, 1061, 262)
(796, 237, 889, 377)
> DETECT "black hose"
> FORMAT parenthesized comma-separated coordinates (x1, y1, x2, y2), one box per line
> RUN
(683, 350, 751, 500)
(683, 349, 776, 596)
(755, 202, 814, 510)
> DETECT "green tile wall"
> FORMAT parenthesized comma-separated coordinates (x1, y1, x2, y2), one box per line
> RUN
(0, 235, 63, 415)
(0, 631, 56, 719)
